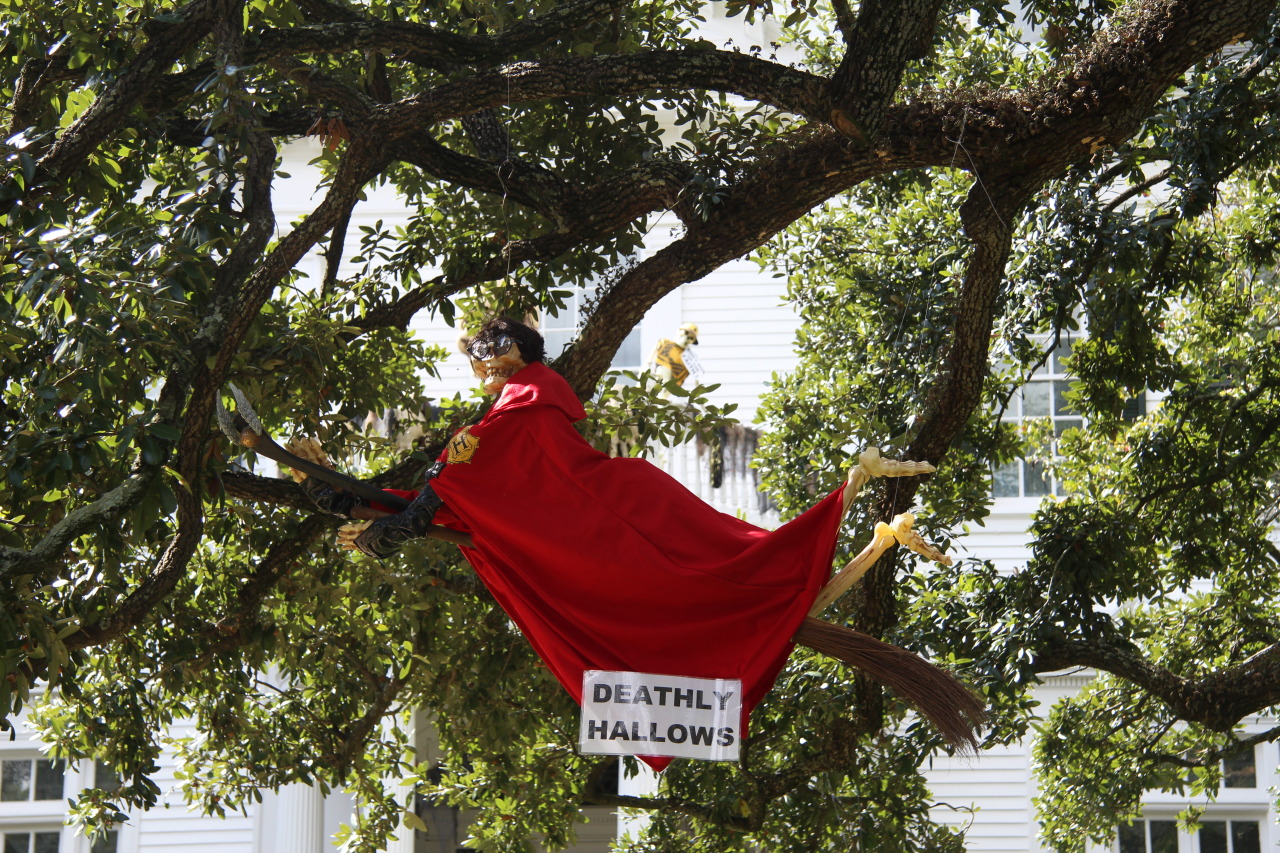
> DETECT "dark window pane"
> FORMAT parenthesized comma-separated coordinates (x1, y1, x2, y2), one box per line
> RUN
(94, 761, 121, 792)
(2, 759, 32, 801)
(613, 326, 642, 369)
(1024, 461, 1051, 496)
(1024, 383, 1050, 417)
(3, 834, 30, 853)
(34, 833, 58, 853)
(1231, 821, 1261, 853)
(1118, 822, 1146, 853)
(993, 463, 1020, 497)
(1051, 341, 1074, 373)
(1121, 394, 1146, 421)
(1199, 820, 1228, 853)
(88, 831, 118, 853)
(1054, 417, 1084, 437)
(34, 760, 64, 800)
(1223, 747, 1256, 788)
(1149, 820, 1177, 853)
(1052, 380, 1077, 417)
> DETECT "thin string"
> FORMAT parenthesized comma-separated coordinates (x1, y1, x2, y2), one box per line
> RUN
(948, 106, 1005, 229)
(499, 65, 514, 287)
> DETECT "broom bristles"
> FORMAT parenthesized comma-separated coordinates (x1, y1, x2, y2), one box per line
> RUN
(793, 617, 986, 753)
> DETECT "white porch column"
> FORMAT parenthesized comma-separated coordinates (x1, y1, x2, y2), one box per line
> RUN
(383, 709, 419, 853)
(273, 783, 325, 853)
(616, 759, 661, 843)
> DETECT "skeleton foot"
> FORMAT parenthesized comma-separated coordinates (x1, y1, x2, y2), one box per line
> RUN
(859, 447, 936, 479)
(888, 512, 953, 566)
(843, 448, 937, 513)
(284, 436, 332, 483)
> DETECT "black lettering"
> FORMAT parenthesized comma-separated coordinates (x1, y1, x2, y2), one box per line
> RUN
(667, 724, 688, 744)
(610, 721, 630, 741)
(615, 684, 632, 703)
(653, 686, 672, 705)
(717, 727, 736, 746)
(587, 720, 608, 740)
(712, 691, 735, 711)
(592, 684, 611, 703)
(689, 725, 714, 746)
(633, 685, 652, 705)
(673, 688, 695, 708)
(647, 723, 666, 743)
(630, 721, 646, 741)
(695, 690, 712, 710)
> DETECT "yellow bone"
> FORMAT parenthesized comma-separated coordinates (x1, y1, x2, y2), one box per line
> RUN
(807, 512, 952, 618)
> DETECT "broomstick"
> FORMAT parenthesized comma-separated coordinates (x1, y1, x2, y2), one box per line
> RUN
(218, 390, 982, 751)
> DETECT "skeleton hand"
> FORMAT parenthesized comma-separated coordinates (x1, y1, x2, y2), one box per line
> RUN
(286, 436, 361, 517)
(284, 436, 332, 483)
(337, 521, 372, 552)
(859, 447, 936, 479)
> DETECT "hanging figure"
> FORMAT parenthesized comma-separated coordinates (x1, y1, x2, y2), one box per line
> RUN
(288, 317, 982, 769)
(647, 322, 703, 389)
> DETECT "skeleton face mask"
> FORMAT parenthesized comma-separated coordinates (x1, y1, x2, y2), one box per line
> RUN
(467, 332, 527, 394)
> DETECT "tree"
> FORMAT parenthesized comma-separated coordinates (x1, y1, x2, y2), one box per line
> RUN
(2, 0, 1279, 849)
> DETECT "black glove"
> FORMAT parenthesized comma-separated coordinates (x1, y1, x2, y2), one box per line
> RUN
(301, 478, 367, 517)
(350, 482, 444, 559)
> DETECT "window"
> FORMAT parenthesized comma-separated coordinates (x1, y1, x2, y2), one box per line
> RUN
(993, 340, 1145, 498)
(88, 831, 118, 853)
(1221, 747, 1256, 789)
(1115, 819, 1265, 853)
(541, 284, 642, 368)
(0, 760, 64, 803)
(0, 832, 60, 853)
(993, 341, 1082, 498)
(1119, 819, 1178, 853)
(1197, 821, 1261, 853)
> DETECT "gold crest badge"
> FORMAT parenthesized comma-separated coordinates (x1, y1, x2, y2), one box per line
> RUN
(446, 426, 480, 464)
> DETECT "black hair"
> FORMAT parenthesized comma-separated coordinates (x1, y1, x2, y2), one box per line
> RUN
(476, 316, 546, 363)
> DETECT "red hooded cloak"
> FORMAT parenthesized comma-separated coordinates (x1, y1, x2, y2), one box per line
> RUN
(395, 362, 844, 771)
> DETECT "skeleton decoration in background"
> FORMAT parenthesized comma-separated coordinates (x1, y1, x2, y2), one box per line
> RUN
(283, 318, 983, 768)
(648, 322, 703, 389)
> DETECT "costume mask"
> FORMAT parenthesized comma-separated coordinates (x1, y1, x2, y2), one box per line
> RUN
(467, 332, 527, 394)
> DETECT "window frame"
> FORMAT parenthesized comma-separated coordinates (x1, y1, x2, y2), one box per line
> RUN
(1090, 739, 1277, 853)
(540, 281, 644, 372)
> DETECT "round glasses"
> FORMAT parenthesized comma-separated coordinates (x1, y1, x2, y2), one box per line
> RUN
(466, 333, 514, 361)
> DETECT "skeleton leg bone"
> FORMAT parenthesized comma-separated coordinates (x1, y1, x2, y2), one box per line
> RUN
(816, 447, 950, 618)
(808, 512, 953, 617)
(840, 447, 936, 514)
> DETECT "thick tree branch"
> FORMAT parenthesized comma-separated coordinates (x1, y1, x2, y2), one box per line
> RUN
(828, 0, 946, 142)
(1035, 632, 1280, 730)
(0, 467, 161, 582)
(386, 50, 830, 127)
(557, 127, 889, 395)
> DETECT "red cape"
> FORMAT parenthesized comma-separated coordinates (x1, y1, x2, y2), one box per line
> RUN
(415, 363, 844, 771)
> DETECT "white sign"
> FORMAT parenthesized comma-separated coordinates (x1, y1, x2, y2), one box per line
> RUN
(579, 670, 742, 761)
(682, 347, 705, 383)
